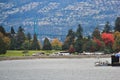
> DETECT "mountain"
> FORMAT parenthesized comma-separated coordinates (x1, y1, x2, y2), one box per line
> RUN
(0, 0, 120, 42)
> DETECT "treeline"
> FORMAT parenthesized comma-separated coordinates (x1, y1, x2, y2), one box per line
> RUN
(0, 26, 62, 54)
(0, 17, 120, 54)
(63, 17, 120, 54)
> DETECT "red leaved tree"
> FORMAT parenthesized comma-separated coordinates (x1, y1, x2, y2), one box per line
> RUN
(94, 38, 102, 47)
(93, 38, 105, 51)
(101, 33, 114, 46)
(69, 45, 75, 54)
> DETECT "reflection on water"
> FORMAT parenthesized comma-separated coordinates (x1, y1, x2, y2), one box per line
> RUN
(0, 58, 119, 80)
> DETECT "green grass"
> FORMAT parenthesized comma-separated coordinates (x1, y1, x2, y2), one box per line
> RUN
(0, 50, 61, 57)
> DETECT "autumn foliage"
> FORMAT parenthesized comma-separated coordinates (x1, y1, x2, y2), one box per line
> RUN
(69, 45, 75, 53)
(101, 33, 114, 46)
(0, 32, 10, 54)
(94, 38, 102, 47)
(51, 38, 62, 50)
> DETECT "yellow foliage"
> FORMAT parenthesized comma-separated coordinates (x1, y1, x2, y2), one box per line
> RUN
(51, 38, 62, 47)
(0, 32, 4, 38)
(0, 32, 10, 48)
(3, 37, 10, 44)
(114, 31, 120, 40)
(113, 31, 120, 51)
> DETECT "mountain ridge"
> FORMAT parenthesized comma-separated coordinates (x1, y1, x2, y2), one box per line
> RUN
(0, 0, 120, 41)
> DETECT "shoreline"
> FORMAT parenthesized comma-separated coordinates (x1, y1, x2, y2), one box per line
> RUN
(0, 54, 111, 61)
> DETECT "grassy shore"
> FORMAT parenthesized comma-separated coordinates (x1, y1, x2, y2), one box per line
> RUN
(0, 50, 111, 61)
(0, 50, 60, 57)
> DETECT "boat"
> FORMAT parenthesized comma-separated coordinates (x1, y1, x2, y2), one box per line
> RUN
(95, 61, 109, 66)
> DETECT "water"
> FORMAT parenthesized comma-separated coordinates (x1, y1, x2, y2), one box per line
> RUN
(0, 58, 120, 80)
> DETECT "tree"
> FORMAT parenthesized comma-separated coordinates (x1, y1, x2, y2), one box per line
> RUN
(9, 37, 17, 50)
(74, 24, 83, 53)
(83, 40, 97, 52)
(69, 45, 75, 54)
(0, 25, 6, 35)
(76, 24, 83, 39)
(93, 38, 105, 51)
(101, 33, 114, 46)
(62, 37, 70, 50)
(26, 32, 32, 50)
(51, 38, 62, 50)
(0, 37, 7, 54)
(103, 21, 111, 33)
(115, 17, 120, 32)
(66, 29, 75, 44)
(9, 27, 16, 50)
(31, 34, 40, 50)
(113, 31, 120, 52)
(101, 32, 114, 53)
(10, 27, 15, 35)
(74, 39, 83, 53)
(92, 27, 101, 40)
(62, 29, 75, 50)
(27, 32, 32, 42)
(21, 40, 30, 50)
(0, 32, 7, 54)
(0, 32, 10, 49)
(3, 36, 10, 49)
(43, 37, 52, 50)
(16, 26, 25, 49)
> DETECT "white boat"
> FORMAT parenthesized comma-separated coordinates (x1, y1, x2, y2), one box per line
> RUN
(95, 61, 109, 66)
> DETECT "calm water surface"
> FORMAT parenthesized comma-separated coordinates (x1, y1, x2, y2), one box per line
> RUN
(0, 58, 120, 80)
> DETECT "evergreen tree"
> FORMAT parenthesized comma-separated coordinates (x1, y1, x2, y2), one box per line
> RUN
(43, 37, 52, 50)
(74, 24, 83, 53)
(31, 34, 40, 50)
(76, 24, 83, 39)
(10, 27, 15, 35)
(9, 38, 17, 50)
(16, 26, 25, 49)
(115, 17, 120, 32)
(74, 39, 83, 53)
(62, 37, 70, 50)
(22, 40, 30, 50)
(0, 25, 6, 35)
(103, 21, 111, 33)
(62, 29, 75, 50)
(92, 27, 101, 40)
(67, 29, 75, 40)
(27, 32, 32, 42)
(9, 27, 16, 50)
(83, 40, 97, 52)
(27, 32, 32, 50)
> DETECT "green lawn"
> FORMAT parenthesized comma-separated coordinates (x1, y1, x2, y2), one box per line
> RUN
(0, 50, 61, 57)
